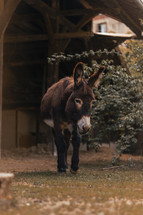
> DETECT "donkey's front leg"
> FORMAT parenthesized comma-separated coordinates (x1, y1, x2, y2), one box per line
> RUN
(71, 125, 80, 174)
(54, 126, 67, 173)
(64, 129, 71, 169)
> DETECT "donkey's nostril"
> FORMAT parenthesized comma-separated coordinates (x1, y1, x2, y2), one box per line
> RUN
(82, 125, 91, 133)
(82, 126, 85, 132)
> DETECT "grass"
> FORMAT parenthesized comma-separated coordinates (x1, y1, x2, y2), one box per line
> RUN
(1, 160, 143, 215)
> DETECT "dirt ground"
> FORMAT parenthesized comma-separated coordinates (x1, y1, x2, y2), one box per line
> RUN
(1, 145, 142, 173)
(1, 146, 143, 215)
(0, 146, 113, 173)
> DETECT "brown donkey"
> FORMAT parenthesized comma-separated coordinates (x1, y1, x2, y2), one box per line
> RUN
(41, 62, 105, 173)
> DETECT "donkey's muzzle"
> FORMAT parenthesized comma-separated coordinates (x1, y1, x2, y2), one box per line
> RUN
(77, 116, 91, 134)
(80, 126, 91, 134)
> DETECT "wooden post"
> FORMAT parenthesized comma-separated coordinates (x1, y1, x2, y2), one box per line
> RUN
(0, 173, 14, 202)
(0, 1, 4, 23)
(0, 37, 3, 159)
(0, 0, 21, 37)
(0, 1, 4, 159)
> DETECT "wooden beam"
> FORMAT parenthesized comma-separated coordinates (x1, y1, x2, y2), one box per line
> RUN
(23, 0, 79, 54)
(10, 59, 45, 67)
(4, 31, 94, 43)
(62, 12, 97, 49)
(42, 13, 53, 39)
(75, 14, 95, 31)
(61, 9, 100, 16)
(54, 31, 94, 39)
(59, 15, 76, 30)
(9, 13, 41, 24)
(23, 0, 58, 17)
(63, 11, 99, 50)
(0, 0, 4, 11)
(60, 6, 119, 50)
(52, 0, 60, 33)
(23, 0, 76, 31)
(0, 0, 4, 158)
(0, 0, 21, 37)
(4, 34, 49, 43)
(61, 8, 120, 17)
(77, 0, 92, 9)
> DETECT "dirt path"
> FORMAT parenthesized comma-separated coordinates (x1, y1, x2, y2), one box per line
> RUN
(0, 146, 143, 173)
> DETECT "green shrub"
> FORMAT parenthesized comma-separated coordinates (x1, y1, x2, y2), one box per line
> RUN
(90, 63, 143, 155)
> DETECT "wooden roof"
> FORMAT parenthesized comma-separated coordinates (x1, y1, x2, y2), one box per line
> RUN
(1, 0, 142, 64)
(0, 0, 142, 79)
(1, 1, 143, 89)
(1, 0, 143, 43)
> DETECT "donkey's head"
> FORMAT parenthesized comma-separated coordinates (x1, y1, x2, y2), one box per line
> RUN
(65, 62, 105, 134)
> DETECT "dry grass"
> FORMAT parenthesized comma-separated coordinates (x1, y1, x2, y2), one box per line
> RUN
(1, 147, 143, 215)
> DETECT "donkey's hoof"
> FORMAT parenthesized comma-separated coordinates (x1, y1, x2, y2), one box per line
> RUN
(70, 168, 78, 174)
(58, 168, 66, 174)
(58, 171, 66, 175)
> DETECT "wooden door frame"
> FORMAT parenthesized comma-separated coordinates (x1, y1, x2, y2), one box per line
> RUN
(0, 0, 21, 157)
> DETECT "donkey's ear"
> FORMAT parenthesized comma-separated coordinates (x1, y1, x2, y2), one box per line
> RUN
(88, 66, 105, 88)
(73, 62, 84, 88)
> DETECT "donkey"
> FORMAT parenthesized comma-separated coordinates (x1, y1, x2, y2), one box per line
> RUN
(41, 62, 105, 173)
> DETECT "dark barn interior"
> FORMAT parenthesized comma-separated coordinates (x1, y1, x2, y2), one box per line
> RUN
(0, 0, 143, 152)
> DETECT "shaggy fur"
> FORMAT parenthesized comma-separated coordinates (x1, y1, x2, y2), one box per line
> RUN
(41, 62, 105, 173)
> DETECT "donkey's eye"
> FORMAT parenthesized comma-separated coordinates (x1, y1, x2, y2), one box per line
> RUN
(74, 98, 83, 109)
(75, 99, 82, 104)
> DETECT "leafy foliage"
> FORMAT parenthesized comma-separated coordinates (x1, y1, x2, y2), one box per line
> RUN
(120, 39, 143, 75)
(90, 63, 143, 155)
(47, 49, 120, 64)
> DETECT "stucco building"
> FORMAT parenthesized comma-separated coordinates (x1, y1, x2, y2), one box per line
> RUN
(92, 14, 133, 34)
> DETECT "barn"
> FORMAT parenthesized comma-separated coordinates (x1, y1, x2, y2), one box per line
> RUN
(0, 0, 143, 153)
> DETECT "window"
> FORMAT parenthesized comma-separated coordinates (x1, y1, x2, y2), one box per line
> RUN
(97, 23, 107, 33)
